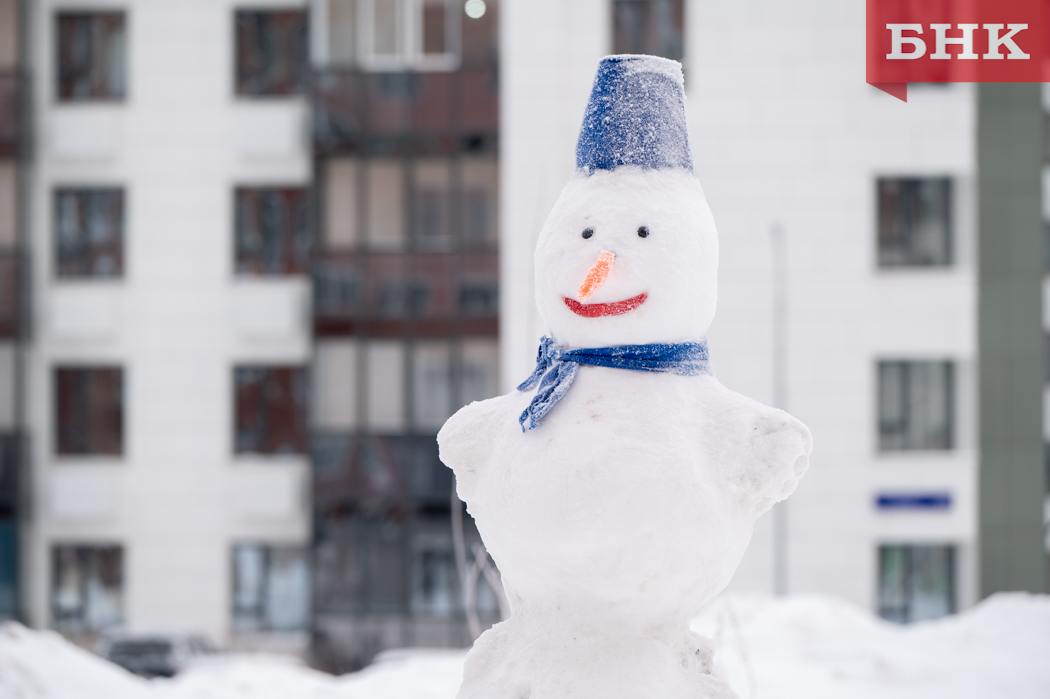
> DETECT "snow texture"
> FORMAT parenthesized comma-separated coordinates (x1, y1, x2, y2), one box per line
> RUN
(437, 56, 813, 698)
(576, 55, 693, 174)
(517, 336, 711, 431)
(3, 594, 1050, 699)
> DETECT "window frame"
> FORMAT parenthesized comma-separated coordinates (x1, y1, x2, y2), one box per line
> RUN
(610, 0, 686, 62)
(233, 185, 311, 276)
(876, 543, 957, 624)
(53, 365, 125, 458)
(50, 543, 125, 633)
(52, 186, 126, 280)
(230, 542, 310, 633)
(54, 10, 128, 103)
(357, 0, 461, 72)
(875, 176, 954, 269)
(232, 365, 309, 456)
(233, 7, 310, 98)
(876, 359, 956, 453)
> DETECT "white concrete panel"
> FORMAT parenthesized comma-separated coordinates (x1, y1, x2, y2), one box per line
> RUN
(47, 285, 121, 340)
(232, 103, 309, 160)
(48, 109, 123, 160)
(49, 467, 121, 519)
(232, 280, 309, 340)
(228, 463, 306, 521)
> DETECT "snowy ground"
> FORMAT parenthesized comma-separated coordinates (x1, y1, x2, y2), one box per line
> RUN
(1, 593, 1048, 699)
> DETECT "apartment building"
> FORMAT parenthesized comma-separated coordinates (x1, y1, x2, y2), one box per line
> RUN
(309, 0, 502, 670)
(0, 0, 26, 623)
(502, 0, 1046, 624)
(20, 1, 312, 646)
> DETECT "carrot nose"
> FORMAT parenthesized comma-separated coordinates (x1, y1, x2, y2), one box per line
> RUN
(578, 250, 616, 300)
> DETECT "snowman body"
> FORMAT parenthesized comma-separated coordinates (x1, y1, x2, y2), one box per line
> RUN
(438, 57, 812, 699)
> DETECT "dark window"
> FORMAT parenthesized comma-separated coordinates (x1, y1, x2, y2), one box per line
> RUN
(234, 366, 307, 455)
(877, 177, 953, 267)
(232, 544, 309, 632)
(54, 188, 124, 278)
(611, 0, 685, 61)
(56, 12, 127, 101)
(234, 187, 310, 275)
(877, 544, 955, 623)
(51, 545, 124, 632)
(55, 367, 123, 456)
(0, 520, 15, 619)
(877, 360, 954, 451)
(234, 10, 309, 96)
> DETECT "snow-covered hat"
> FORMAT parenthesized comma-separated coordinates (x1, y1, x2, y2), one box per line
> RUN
(575, 54, 693, 174)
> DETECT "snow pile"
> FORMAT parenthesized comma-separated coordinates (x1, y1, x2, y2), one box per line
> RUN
(1, 593, 1048, 699)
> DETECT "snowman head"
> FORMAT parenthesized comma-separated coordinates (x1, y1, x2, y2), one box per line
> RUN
(534, 55, 719, 348)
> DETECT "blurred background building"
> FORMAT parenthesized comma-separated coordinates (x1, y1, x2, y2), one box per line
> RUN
(0, 0, 1045, 673)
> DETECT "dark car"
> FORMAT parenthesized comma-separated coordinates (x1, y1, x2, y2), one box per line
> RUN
(101, 632, 215, 678)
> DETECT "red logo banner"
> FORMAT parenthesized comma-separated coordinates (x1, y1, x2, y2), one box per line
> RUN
(866, 0, 1049, 101)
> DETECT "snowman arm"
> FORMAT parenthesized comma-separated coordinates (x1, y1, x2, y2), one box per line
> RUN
(437, 395, 505, 503)
(703, 382, 813, 515)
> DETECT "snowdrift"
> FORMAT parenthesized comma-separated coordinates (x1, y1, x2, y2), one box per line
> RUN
(0, 593, 1047, 699)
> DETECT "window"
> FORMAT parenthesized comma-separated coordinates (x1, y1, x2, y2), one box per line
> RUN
(234, 187, 310, 275)
(234, 10, 309, 96)
(877, 177, 952, 267)
(877, 544, 956, 623)
(412, 342, 452, 430)
(611, 0, 685, 61)
(56, 12, 126, 101)
(877, 360, 954, 451)
(359, 0, 459, 70)
(0, 520, 14, 619)
(54, 188, 124, 278)
(51, 545, 124, 632)
(232, 544, 309, 632)
(412, 544, 456, 616)
(55, 367, 123, 456)
(234, 366, 308, 455)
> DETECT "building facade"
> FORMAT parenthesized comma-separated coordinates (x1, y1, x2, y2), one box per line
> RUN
(19, 0, 312, 647)
(1, 0, 1045, 669)
(0, 0, 27, 625)
(309, 0, 502, 670)
(501, 0, 1046, 624)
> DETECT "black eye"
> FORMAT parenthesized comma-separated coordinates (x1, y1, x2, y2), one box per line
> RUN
(637, 226, 650, 238)
(581, 227, 594, 239)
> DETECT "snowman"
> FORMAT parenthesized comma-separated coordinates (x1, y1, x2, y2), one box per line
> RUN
(438, 55, 812, 699)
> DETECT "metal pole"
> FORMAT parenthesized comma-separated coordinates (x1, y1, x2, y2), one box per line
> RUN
(770, 222, 788, 596)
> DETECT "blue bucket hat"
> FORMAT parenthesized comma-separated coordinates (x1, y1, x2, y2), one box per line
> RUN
(575, 54, 693, 174)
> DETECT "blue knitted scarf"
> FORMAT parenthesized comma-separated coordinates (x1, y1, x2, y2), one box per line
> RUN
(517, 336, 711, 432)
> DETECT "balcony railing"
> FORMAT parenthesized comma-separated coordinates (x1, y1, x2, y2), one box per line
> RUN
(0, 70, 23, 159)
(312, 432, 454, 511)
(312, 64, 499, 156)
(313, 249, 498, 336)
(0, 252, 25, 338)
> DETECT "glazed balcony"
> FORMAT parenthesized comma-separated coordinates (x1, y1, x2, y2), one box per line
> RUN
(312, 432, 454, 512)
(312, 64, 499, 156)
(0, 252, 24, 338)
(0, 432, 21, 514)
(313, 249, 498, 336)
(0, 70, 23, 159)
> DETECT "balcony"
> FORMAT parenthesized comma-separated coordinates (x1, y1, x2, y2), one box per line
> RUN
(0, 70, 23, 159)
(0, 433, 21, 515)
(0, 252, 25, 338)
(312, 64, 498, 156)
(313, 249, 498, 336)
(312, 432, 454, 513)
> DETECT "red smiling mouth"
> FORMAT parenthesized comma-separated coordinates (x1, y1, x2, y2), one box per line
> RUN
(563, 292, 648, 318)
